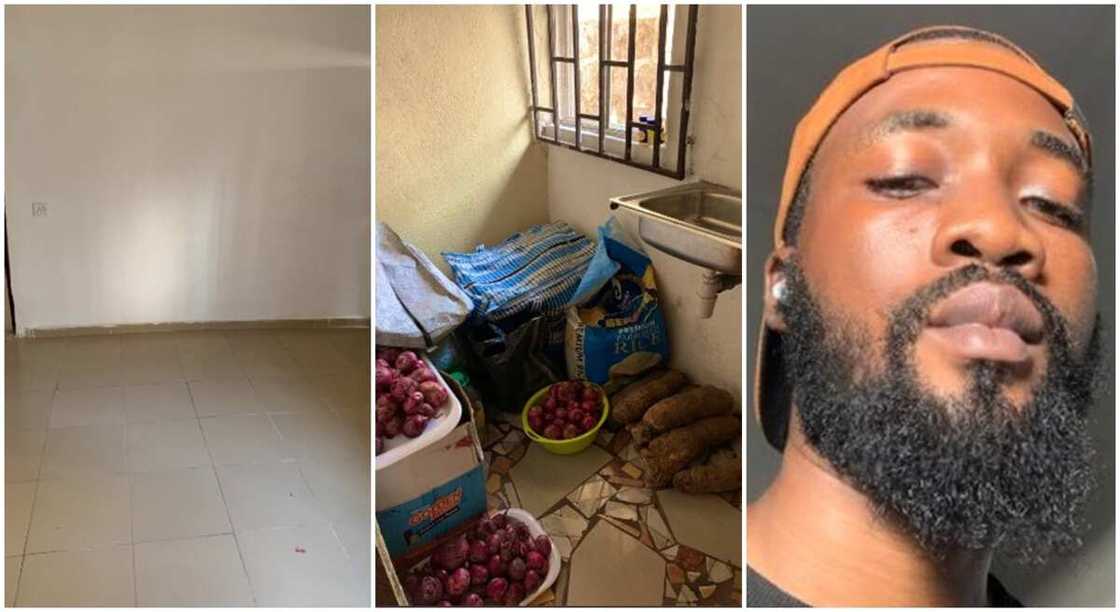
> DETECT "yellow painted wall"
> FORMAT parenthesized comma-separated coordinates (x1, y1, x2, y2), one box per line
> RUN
(375, 5, 549, 268)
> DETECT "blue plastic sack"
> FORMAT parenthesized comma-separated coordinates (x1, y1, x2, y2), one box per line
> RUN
(442, 223, 595, 323)
(564, 218, 670, 383)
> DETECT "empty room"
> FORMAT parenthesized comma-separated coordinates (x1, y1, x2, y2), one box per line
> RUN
(5, 5, 371, 606)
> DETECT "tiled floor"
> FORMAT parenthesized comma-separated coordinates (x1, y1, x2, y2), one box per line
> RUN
(5, 328, 371, 607)
(482, 417, 742, 607)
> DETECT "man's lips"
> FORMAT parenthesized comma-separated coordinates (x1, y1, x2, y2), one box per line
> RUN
(923, 282, 1046, 363)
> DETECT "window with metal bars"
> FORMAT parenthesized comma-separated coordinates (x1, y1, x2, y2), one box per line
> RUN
(524, 4, 699, 179)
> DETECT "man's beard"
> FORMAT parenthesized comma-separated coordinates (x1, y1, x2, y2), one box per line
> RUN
(779, 259, 1103, 563)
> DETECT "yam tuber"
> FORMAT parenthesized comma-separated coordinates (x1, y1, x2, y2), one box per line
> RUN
(641, 416, 740, 488)
(643, 385, 734, 431)
(609, 369, 688, 426)
(672, 446, 741, 493)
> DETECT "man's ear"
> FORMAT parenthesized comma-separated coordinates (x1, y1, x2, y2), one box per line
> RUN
(763, 246, 795, 332)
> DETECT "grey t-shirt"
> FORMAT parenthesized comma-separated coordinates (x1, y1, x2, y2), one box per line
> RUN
(746, 565, 1022, 607)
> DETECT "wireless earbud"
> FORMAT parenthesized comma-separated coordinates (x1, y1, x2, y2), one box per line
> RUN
(771, 279, 787, 302)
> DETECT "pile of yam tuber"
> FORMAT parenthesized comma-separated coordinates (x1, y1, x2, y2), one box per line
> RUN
(608, 369, 741, 494)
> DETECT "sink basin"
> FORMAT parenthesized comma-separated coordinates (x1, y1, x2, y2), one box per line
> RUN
(610, 181, 742, 274)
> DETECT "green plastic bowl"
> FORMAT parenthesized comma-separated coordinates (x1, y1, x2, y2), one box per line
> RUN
(522, 381, 610, 455)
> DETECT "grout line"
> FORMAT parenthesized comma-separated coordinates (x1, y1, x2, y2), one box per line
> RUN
(12, 384, 57, 606)
(187, 382, 258, 606)
(123, 391, 139, 607)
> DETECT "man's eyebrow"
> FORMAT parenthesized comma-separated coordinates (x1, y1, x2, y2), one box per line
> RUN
(854, 109, 951, 149)
(1030, 130, 1089, 177)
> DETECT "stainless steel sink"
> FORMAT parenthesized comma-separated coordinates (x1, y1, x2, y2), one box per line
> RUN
(609, 181, 742, 275)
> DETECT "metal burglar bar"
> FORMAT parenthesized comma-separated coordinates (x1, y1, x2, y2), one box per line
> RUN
(524, 4, 699, 180)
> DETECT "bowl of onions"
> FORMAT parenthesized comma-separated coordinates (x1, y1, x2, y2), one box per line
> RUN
(403, 508, 560, 606)
(521, 380, 609, 455)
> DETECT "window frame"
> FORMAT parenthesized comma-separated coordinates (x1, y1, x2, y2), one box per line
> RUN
(524, 4, 699, 180)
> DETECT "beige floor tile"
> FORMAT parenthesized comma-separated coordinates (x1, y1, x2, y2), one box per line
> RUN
(120, 354, 184, 386)
(127, 419, 211, 472)
(59, 336, 121, 368)
(567, 519, 666, 606)
(237, 352, 302, 378)
(189, 378, 263, 417)
(252, 376, 330, 414)
(175, 331, 233, 354)
(200, 414, 292, 466)
(7, 336, 68, 366)
(284, 339, 354, 373)
(123, 381, 197, 422)
(134, 534, 254, 606)
(299, 456, 370, 526)
(7, 482, 36, 556)
(40, 424, 127, 480)
(237, 524, 367, 606)
(272, 412, 368, 465)
(327, 328, 369, 357)
(658, 489, 740, 565)
(309, 372, 370, 420)
(6, 429, 46, 482)
(132, 466, 231, 542)
(333, 518, 371, 592)
(49, 387, 125, 429)
(120, 334, 180, 359)
(26, 476, 131, 553)
(5, 361, 58, 392)
(56, 362, 122, 389)
(217, 462, 328, 532)
(510, 443, 612, 516)
(6, 389, 53, 431)
(224, 330, 284, 355)
(16, 546, 134, 606)
(180, 351, 244, 380)
(6, 556, 20, 606)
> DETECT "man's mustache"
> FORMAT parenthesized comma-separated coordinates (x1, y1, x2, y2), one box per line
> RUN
(886, 264, 1066, 357)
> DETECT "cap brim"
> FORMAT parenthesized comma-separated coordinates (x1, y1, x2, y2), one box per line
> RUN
(754, 315, 791, 451)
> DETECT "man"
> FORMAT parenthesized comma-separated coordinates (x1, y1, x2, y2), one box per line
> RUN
(747, 26, 1104, 607)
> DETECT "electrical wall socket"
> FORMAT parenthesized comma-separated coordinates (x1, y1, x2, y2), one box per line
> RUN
(32, 202, 47, 217)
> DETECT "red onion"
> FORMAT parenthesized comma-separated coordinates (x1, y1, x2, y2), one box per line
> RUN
(469, 563, 489, 586)
(533, 534, 552, 557)
(487, 554, 504, 577)
(504, 582, 526, 606)
(416, 575, 443, 605)
(395, 351, 419, 373)
(507, 557, 527, 581)
(468, 539, 488, 563)
(525, 550, 546, 572)
(486, 532, 503, 555)
(485, 577, 508, 603)
(390, 376, 418, 402)
(432, 536, 469, 571)
(447, 567, 471, 596)
(523, 569, 543, 593)
(402, 414, 429, 438)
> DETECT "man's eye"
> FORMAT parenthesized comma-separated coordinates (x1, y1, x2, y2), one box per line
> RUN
(865, 175, 937, 198)
(1022, 195, 1085, 232)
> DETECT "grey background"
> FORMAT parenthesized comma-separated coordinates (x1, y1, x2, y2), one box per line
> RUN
(746, 5, 1115, 606)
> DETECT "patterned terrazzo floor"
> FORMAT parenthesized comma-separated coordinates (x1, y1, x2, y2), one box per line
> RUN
(481, 416, 742, 607)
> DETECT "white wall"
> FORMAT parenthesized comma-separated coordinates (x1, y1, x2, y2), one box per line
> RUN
(375, 5, 549, 271)
(6, 6, 371, 333)
(547, 5, 742, 402)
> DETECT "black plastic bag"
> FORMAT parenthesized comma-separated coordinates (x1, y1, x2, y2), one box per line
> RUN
(460, 314, 565, 415)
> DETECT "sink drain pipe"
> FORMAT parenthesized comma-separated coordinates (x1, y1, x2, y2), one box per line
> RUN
(697, 269, 741, 318)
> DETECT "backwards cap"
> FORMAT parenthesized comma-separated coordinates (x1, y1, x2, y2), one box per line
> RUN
(755, 25, 1094, 450)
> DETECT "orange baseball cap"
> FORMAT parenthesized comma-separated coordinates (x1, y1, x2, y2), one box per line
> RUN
(755, 25, 1094, 450)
